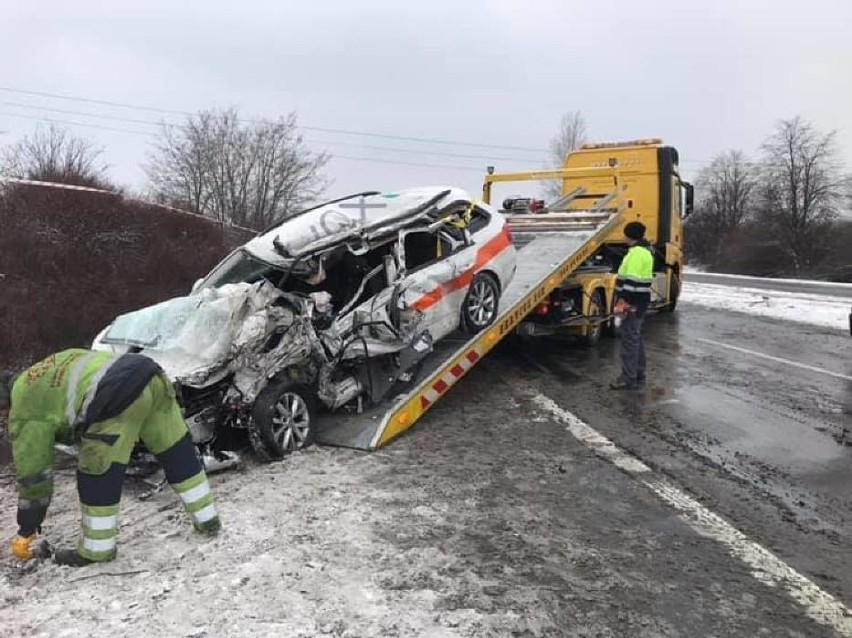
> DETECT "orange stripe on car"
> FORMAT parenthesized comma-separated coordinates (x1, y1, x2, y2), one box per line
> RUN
(411, 227, 512, 312)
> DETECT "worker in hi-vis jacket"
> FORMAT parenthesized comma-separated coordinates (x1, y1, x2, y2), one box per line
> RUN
(610, 221, 654, 390)
(0, 349, 220, 566)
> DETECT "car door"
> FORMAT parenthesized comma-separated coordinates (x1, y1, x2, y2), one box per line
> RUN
(397, 228, 463, 341)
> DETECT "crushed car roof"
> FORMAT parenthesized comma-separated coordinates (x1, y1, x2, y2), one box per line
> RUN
(245, 186, 471, 265)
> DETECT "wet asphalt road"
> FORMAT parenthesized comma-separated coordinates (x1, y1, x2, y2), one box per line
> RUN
(687, 272, 852, 299)
(486, 302, 852, 611)
(346, 298, 852, 636)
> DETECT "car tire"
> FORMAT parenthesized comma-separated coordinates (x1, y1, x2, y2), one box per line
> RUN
(462, 272, 500, 333)
(249, 379, 316, 461)
(582, 288, 606, 347)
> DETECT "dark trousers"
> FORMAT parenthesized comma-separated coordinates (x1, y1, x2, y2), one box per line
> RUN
(620, 310, 646, 382)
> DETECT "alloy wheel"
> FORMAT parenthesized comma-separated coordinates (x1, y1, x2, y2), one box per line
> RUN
(270, 392, 312, 452)
(467, 278, 497, 327)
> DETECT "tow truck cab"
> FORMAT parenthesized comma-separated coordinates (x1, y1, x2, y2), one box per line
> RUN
(483, 138, 693, 344)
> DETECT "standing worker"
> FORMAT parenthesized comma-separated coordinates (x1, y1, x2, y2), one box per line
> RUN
(610, 221, 654, 390)
(1, 349, 221, 567)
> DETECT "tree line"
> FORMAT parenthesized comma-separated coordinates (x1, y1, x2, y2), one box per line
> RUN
(686, 117, 851, 279)
(2, 110, 849, 279)
(0, 110, 328, 232)
(544, 112, 851, 280)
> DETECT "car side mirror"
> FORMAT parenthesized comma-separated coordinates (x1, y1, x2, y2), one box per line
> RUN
(191, 278, 204, 293)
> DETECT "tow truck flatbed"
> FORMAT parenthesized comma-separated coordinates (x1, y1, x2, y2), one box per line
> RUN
(316, 211, 621, 450)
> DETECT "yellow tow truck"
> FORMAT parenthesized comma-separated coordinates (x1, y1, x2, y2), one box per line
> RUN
(314, 140, 691, 450)
(483, 139, 693, 344)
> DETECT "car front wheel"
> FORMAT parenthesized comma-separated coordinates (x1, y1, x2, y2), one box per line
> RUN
(249, 379, 316, 461)
(462, 272, 499, 333)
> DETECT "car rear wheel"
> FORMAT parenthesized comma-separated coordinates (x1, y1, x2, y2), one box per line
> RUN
(249, 379, 316, 461)
(462, 272, 499, 333)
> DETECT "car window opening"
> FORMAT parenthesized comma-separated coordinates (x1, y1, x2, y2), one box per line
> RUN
(317, 241, 396, 313)
(404, 231, 453, 271)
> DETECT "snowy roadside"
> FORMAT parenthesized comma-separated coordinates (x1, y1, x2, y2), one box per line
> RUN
(680, 281, 850, 331)
(685, 271, 852, 291)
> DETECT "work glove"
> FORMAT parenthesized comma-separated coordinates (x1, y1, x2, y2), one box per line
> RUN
(10, 533, 51, 561)
(613, 298, 632, 316)
(10, 533, 37, 561)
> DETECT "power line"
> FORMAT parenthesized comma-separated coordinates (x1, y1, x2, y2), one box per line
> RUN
(0, 86, 547, 153)
(0, 111, 155, 137)
(330, 155, 485, 172)
(1, 100, 171, 128)
(0, 111, 494, 173)
(1, 101, 534, 163)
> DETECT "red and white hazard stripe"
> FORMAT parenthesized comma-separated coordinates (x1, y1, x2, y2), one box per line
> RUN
(419, 346, 482, 410)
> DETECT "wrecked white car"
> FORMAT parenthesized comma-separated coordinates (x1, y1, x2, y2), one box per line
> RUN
(93, 187, 516, 460)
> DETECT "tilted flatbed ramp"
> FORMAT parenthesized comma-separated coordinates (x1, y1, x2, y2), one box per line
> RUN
(316, 211, 622, 450)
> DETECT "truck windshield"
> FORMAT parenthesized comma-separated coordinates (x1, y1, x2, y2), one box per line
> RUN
(200, 249, 284, 290)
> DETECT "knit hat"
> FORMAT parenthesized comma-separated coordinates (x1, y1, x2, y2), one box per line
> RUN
(0, 370, 15, 410)
(623, 221, 646, 240)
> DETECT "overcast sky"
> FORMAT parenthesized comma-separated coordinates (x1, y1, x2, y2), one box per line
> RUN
(1, 0, 850, 200)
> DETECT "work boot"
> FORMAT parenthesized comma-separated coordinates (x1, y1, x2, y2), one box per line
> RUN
(609, 377, 640, 390)
(53, 548, 96, 567)
(194, 516, 221, 537)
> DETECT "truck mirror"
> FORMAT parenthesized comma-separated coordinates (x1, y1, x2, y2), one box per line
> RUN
(683, 182, 694, 218)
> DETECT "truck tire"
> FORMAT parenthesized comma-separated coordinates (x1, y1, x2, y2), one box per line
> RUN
(582, 289, 606, 347)
(664, 269, 681, 313)
(249, 379, 316, 461)
(462, 272, 499, 333)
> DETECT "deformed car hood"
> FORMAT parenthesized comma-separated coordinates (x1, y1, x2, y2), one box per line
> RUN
(100, 282, 292, 386)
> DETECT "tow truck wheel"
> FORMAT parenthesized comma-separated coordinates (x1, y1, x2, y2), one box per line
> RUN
(582, 289, 606, 347)
(249, 380, 316, 461)
(462, 272, 500, 333)
(664, 269, 681, 313)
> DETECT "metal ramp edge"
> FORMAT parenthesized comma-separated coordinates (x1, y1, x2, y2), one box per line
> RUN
(315, 211, 622, 450)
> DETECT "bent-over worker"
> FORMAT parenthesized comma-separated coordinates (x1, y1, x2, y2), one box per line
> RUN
(0, 349, 221, 567)
(610, 221, 654, 390)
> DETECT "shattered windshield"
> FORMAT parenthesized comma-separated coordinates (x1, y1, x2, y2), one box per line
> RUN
(200, 249, 285, 290)
(102, 291, 237, 351)
(100, 282, 293, 383)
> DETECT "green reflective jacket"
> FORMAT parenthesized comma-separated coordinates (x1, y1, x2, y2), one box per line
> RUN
(616, 244, 654, 307)
(9, 349, 116, 506)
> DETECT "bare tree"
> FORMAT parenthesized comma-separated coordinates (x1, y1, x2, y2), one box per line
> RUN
(546, 111, 587, 199)
(689, 150, 757, 263)
(146, 108, 329, 230)
(1, 124, 107, 187)
(758, 116, 846, 271)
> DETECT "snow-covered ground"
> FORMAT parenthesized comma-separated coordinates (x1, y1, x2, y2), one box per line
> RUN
(681, 282, 850, 331)
(686, 270, 852, 291)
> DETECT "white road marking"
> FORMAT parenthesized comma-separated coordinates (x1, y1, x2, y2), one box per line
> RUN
(697, 337, 852, 382)
(532, 394, 852, 637)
